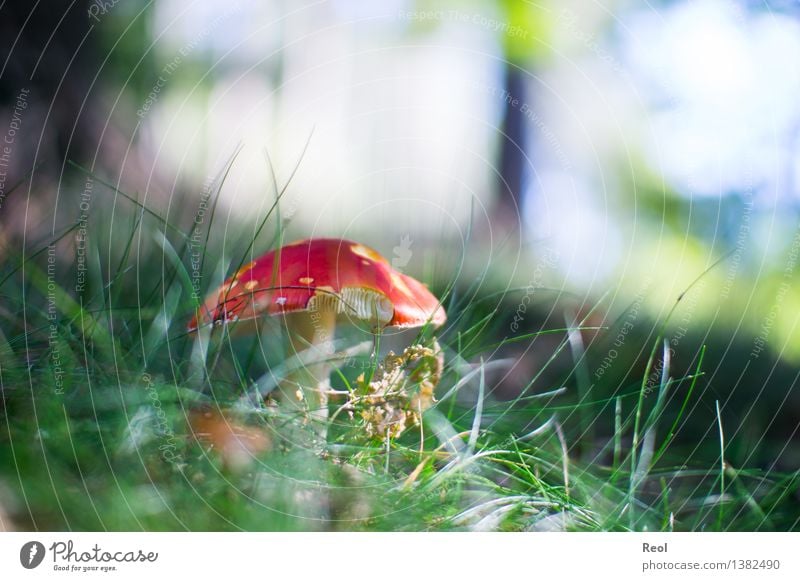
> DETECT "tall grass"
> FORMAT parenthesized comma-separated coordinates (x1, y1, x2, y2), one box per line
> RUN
(0, 157, 797, 532)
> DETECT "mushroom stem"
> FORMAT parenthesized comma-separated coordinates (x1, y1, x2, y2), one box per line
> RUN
(278, 308, 336, 442)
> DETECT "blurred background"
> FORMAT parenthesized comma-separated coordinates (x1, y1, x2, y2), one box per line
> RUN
(2, 0, 800, 525)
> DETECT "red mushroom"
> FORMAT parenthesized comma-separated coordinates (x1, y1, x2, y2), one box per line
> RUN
(189, 238, 446, 439)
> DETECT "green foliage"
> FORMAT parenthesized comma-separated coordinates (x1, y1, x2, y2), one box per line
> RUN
(0, 163, 797, 532)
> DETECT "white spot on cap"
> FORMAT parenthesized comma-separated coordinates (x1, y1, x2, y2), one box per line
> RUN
(276, 296, 287, 306)
(350, 243, 386, 263)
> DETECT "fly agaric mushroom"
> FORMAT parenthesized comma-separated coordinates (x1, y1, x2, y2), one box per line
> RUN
(188, 238, 446, 437)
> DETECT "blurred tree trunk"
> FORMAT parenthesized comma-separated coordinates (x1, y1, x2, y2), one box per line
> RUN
(493, 0, 550, 227)
(496, 64, 527, 222)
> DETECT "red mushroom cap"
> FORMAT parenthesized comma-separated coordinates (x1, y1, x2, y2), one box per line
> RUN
(188, 238, 446, 332)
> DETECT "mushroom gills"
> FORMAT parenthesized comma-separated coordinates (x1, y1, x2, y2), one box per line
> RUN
(307, 287, 394, 326)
